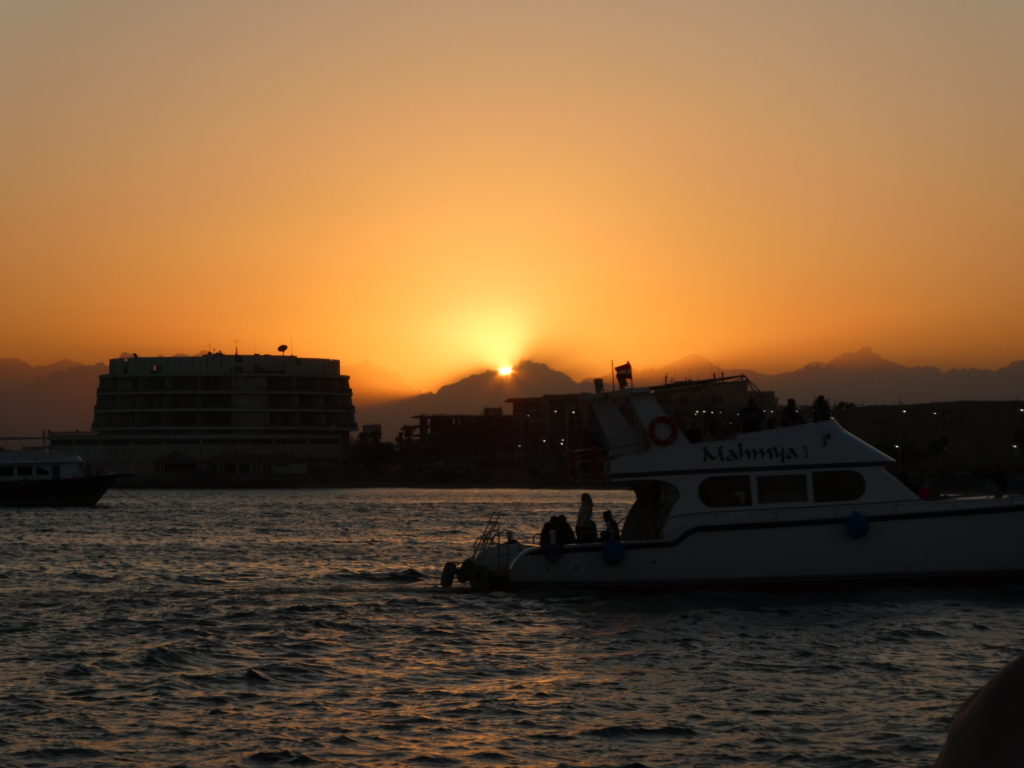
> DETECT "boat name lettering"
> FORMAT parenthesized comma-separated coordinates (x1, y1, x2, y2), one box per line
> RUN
(702, 442, 810, 464)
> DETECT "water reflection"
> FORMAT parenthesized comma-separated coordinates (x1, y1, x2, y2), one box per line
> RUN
(0, 489, 1020, 766)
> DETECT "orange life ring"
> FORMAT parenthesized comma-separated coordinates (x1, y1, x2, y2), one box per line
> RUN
(648, 416, 678, 446)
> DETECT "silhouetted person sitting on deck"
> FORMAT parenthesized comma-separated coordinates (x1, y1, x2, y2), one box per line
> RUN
(813, 395, 831, 421)
(539, 516, 565, 561)
(575, 505, 598, 543)
(540, 516, 558, 547)
(740, 398, 763, 432)
(575, 493, 593, 529)
(600, 510, 620, 542)
(554, 515, 575, 544)
(781, 398, 805, 426)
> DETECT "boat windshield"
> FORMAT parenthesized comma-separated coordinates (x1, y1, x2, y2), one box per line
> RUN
(621, 481, 678, 540)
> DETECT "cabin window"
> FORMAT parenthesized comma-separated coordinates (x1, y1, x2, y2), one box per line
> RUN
(699, 475, 751, 507)
(813, 470, 866, 502)
(17, 466, 32, 476)
(34, 466, 51, 476)
(757, 474, 808, 504)
(0, 466, 12, 476)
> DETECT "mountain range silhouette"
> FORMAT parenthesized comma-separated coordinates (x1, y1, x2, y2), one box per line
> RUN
(1, 349, 1022, 443)
(359, 348, 1024, 439)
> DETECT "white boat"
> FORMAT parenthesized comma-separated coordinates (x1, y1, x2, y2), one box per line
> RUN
(441, 377, 1024, 590)
(0, 449, 120, 507)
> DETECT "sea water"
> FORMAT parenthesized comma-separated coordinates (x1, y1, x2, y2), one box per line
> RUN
(1, 488, 1021, 768)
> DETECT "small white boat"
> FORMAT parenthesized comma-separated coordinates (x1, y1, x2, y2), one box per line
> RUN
(0, 449, 120, 507)
(441, 377, 1024, 590)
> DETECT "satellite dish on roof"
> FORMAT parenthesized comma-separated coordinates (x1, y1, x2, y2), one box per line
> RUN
(278, 344, 288, 353)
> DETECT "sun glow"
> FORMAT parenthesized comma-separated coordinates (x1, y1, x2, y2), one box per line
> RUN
(498, 366, 513, 376)
(2, 4, 1022, 382)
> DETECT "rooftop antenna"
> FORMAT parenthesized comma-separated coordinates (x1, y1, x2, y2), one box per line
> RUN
(278, 344, 288, 356)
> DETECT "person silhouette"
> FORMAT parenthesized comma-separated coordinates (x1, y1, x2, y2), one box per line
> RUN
(601, 510, 619, 541)
(934, 654, 1024, 767)
(740, 398, 763, 432)
(781, 398, 804, 426)
(575, 493, 593, 530)
(813, 395, 831, 421)
(555, 515, 576, 545)
(575, 500, 598, 543)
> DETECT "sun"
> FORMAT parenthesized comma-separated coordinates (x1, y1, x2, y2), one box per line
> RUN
(498, 366, 513, 376)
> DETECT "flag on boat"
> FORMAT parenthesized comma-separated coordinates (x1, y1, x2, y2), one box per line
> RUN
(615, 361, 632, 389)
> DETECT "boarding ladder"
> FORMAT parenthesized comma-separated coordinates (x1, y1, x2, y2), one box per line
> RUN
(471, 511, 519, 572)
(472, 510, 503, 559)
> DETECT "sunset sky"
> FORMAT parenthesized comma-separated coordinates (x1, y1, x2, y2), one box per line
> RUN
(3, 1, 1022, 392)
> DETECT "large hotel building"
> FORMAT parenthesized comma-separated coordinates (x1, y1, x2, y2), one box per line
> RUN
(50, 353, 357, 483)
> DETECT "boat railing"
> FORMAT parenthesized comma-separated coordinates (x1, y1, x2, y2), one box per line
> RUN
(470, 509, 511, 549)
(469, 511, 525, 573)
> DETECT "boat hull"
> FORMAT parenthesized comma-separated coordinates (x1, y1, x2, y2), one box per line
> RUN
(502, 499, 1024, 589)
(0, 474, 120, 507)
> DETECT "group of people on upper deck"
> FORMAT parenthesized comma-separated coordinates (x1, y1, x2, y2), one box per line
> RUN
(740, 395, 831, 433)
(540, 493, 618, 548)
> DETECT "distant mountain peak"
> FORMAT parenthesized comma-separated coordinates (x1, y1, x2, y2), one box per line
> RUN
(435, 360, 580, 398)
(828, 347, 899, 370)
(355, 359, 584, 438)
(511, 359, 566, 377)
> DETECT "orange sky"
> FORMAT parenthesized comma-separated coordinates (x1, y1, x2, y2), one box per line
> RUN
(2, 1, 1022, 392)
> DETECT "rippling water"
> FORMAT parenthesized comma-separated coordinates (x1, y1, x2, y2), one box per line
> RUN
(1, 488, 1022, 767)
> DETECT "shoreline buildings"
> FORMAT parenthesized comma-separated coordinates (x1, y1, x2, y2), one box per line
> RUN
(42, 357, 1021, 491)
(50, 353, 356, 484)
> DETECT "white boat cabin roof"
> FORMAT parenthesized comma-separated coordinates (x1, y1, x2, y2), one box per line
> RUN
(0, 449, 85, 467)
(588, 383, 892, 478)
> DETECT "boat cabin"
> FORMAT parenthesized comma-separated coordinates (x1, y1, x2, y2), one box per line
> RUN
(580, 377, 917, 542)
(0, 450, 87, 482)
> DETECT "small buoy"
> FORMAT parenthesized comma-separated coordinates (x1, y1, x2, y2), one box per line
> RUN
(845, 511, 870, 539)
(440, 561, 457, 588)
(602, 539, 625, 565)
